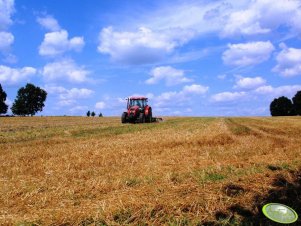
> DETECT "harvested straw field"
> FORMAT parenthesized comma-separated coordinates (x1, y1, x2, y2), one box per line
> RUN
(0, 116, 301, 225)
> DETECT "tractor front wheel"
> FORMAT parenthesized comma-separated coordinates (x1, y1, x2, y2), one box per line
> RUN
(121, 112, 127, 123)
(139, 113, 145, 123)
(146, 111, 152, 123)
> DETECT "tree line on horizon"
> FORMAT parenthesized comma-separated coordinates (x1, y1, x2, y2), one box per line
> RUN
(86, 110, 103, 117)
(270, 91, 301, 116)
(0, 83, 103, 117)
(1, 83, 301, 117)
(0, 83, 47, 116)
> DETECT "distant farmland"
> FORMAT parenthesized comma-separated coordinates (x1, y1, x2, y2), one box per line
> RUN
(0, 117, 301, 225)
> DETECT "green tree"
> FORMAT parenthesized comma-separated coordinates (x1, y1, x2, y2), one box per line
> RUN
(270, 96, 294, 116)
(98, 112, 103, 117)
(0, 84, 8, 115)
(91, 111, 95, 117)
(86, 110, 91, 117)
(292, 90, 301, 115)
(11, 83, 47, 116)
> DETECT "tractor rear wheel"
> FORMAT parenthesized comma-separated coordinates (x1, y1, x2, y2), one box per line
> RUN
(139, 113, 145, 123)
(121, 112, 127, 123)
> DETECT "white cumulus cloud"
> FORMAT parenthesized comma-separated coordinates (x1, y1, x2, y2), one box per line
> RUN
(221, 0, 301, 37)
(41, 59, 90, 83)
(98, 26, 195, 64)
(211, 91, 247, 102)
(155, 83, 208, 107)
(182, 84, 209, 94)
(0, 65, 36, 85)
(43, 85, 67, 94)
(39, 30, 84, 56)
(0, 31, 14, 51)
(95, 101, 106, 110)
(70, 105, 89, 113)
(59, 88, 93, 100)
(222, 9, 270, 37)
(146, 66, 192, 86)
(44, 85, 94, 107)
(0, 0, 15, 53)
(5, 97, 12, 107)
(37, 15, 61, 31)
(235, 76, 266, 89)
(222, 41, 275, 67)
(96, 0, 301, 65)
(0, 0, 14, 30)
(273, 44, 301, 77)
(254, 85, 301, 97)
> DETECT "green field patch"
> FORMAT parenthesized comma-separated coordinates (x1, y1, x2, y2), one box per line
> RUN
(192, 165, 266, 185)
(72, 118, 215, 138)
(113, 209, 133, 224)
(0, 117, 216, 143)
(205, 172, 226, 181)
(124, 177, 142, 187)
(79, 218, 107, 226)
(165, 216, 191, 226)
(192, 168, 227, 184)
(0, 127, 68, 144)
(225, 118, 255, 136)
(71, 123, 158, 138)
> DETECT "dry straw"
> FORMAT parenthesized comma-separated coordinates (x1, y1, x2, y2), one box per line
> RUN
(0, 116, 300, 225)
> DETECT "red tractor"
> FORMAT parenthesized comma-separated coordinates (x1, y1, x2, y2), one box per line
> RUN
(121, 97, 153, 123)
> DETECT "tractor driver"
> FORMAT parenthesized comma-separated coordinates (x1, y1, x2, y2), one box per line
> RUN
(131, 100, 140, 107)
(136, 100, 142, 108)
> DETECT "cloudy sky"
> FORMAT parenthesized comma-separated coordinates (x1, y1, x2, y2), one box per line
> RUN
(1, 0, 301, 116)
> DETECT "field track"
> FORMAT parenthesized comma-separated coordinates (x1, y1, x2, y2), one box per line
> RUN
(1, 116, 301, 225)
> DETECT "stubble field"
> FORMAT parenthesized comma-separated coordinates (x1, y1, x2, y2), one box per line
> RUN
(0, 116, 301, 225)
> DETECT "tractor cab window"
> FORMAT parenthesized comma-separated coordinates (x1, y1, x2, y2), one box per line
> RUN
(134, 100, 141, 107)
(129, 99, 147, 108)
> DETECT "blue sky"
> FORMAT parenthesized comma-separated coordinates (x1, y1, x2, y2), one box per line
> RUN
(1, 0, 301, 116)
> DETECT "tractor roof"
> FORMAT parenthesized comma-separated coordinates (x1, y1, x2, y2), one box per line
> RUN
(129, 97, 148, 100)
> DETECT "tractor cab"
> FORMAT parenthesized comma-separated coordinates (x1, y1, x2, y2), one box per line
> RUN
(127, 97, 148, 109)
